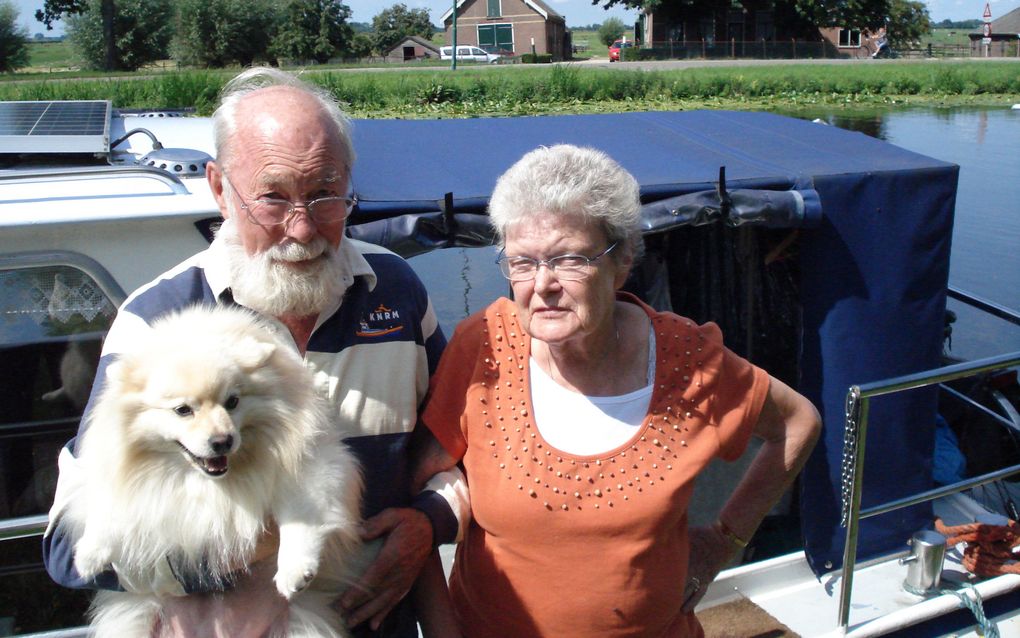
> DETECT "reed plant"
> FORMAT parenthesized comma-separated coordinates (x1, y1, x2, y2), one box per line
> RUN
(1, 61, 1016, 117)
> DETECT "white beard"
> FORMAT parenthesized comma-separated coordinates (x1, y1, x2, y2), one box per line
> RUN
(213, 218, 353, 318)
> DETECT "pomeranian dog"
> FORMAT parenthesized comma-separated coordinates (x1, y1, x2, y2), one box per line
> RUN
(61, 305, 364, 637)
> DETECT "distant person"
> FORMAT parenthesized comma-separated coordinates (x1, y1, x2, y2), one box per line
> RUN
(412, 144, 821, 637)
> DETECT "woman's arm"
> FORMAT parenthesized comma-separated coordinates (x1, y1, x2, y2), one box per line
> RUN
(683, 375, 821, 611)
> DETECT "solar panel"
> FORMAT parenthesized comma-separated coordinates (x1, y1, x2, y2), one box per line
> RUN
(0, 100, 111, 154)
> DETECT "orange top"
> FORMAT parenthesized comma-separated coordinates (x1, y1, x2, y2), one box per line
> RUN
(422, 294, 769, 637)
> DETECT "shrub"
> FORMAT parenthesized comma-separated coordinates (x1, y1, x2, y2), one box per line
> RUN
(520, 53, 552, 64)
(172, 0, 277, 68)
(0, 0, 30, 72)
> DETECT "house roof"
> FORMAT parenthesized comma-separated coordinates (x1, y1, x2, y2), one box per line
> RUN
(972, 5, 1020, 34)
(440, 0, 564, 24)
(386, 35, 440, 55)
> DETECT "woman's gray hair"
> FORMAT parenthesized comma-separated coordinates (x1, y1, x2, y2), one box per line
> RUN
(212, 67, 355, 175)
(488, 144, 644, 263)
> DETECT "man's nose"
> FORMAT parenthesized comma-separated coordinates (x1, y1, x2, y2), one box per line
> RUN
(284, 204, 319, 243)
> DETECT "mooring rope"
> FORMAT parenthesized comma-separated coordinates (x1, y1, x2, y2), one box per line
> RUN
(904, 580, 1001, 638)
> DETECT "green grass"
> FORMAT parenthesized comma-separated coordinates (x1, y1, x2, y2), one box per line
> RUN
(927, 27, 975, 46)
(1, 61, 1017, 116)
(26, 40, 77, 70)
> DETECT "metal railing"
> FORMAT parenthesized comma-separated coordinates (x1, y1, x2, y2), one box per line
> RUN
(837, 350, 1020, 631)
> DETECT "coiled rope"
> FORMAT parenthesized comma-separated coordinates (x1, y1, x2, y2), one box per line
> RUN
(935, 517, 1020, 577)
(920, 517, 1020, 638)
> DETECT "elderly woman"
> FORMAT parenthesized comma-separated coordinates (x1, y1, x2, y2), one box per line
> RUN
(413, 144, 820, 637)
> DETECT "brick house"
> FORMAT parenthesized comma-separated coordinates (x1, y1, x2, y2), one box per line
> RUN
(384, 36, 441, 63)
(441, 0, 569, 61)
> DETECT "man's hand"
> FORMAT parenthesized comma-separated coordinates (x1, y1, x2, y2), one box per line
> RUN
(338, 507, 434, 631)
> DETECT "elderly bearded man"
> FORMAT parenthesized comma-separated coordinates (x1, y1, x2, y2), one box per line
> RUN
(42, 67, 466, 638)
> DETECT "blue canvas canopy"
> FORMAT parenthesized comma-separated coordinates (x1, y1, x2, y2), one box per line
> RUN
(347, 110, 958, 576)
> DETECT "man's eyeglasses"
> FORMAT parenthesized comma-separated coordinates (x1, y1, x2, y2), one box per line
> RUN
(222, 174, 357, 228)
(496, 242, 618, 282)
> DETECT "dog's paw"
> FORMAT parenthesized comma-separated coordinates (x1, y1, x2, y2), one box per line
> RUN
(73, 536, 113, 579)
(274, 559, 318, 599)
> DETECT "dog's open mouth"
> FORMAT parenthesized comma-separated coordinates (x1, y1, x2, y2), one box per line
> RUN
(176, 442, 229, 477)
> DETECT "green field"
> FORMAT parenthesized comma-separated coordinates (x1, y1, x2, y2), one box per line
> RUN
(26, 40, 78, 71)
(1, 61, 1017, 117)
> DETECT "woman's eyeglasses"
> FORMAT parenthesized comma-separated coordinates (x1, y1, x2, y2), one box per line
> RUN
(496, 242, 617, 282)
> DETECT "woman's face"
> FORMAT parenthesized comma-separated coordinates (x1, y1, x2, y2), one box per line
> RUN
(504, 211, 630, 347)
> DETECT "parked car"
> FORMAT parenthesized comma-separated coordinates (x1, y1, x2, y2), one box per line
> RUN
(608, 39, 634, 62)
(439, 45, 502, 64)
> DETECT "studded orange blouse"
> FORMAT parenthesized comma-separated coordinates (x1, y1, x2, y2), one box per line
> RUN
(422, 293, 769, 637)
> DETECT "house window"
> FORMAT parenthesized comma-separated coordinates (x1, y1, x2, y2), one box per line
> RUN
(487, 0, 501, 18)
(478, 23, 514, 53)
(838, 28, 862, 47)
(755, 11, 775, 41)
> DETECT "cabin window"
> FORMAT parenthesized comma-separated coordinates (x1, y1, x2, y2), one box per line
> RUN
(0, 261, 118, 519)
(838, 28, 862, 47)
(487, 0, 501, 18)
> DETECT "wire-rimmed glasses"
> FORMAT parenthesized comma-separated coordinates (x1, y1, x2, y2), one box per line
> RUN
(222, 174, 357, 228)
(496, 242, 618, 282)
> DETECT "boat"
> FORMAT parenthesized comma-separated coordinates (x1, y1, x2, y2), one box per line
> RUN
(1, 100, 1018, 637)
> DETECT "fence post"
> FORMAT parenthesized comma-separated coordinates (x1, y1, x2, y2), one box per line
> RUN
(792, 38, 796, 59)
(732, 38, 735, 58)
(763, 38, 767, 59)
(702, 38, 706, 58)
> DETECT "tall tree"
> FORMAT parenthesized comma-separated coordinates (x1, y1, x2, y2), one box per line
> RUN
(371, 3, 433, 55)
(597, 17, 626, 45)
(65, 0, 172, 71)
(272, 0, 353, 64)
(885, 0, 931, 47)
(37, 0, 116, 70)
(173, 0, 278, 68)
(1, 0, 31, 72)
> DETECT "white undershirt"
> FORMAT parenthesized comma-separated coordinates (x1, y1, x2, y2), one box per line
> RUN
(531, 328, 656, 455)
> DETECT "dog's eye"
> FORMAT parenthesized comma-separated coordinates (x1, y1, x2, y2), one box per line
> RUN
(224, 395, 240, 410)
(173, 404, 193, 417)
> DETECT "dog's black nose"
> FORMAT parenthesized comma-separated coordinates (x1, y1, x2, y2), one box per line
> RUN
(209, 435, 234, 456)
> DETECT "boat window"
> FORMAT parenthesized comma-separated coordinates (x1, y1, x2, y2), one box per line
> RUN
(0, 265, 117, 520)
(0, 263, 114, 631)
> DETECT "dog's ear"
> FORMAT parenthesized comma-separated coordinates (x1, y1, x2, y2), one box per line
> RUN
(233, 338, 276, 372)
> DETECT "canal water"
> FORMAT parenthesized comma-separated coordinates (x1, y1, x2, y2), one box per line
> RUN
(410, 106, 1020, 361)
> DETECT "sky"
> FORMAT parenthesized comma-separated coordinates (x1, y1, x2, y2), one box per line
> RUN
(12, 0, 1020, 38)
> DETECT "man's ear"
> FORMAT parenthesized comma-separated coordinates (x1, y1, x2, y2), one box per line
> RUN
(207, 161, 230, 220)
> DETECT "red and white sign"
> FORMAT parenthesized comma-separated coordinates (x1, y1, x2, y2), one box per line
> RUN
(983, 3, 992, 19)
(983, 22, 991, 37)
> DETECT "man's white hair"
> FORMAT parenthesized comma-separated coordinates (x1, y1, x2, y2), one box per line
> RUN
(212, 67, 355, 175)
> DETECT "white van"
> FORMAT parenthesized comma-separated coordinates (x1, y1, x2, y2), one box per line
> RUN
(439, 45, 502, 63)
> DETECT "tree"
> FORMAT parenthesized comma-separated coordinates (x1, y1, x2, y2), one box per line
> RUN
(597, 16, 626, 45)
(65, 0, 172, 71)
(591, 0, 892, 35)
(371, 3, 433, 55)
(272, 0, 353, 64)
(885, 0, 930, 47)
(1, 1, 31, 72)
(37, 0, 116, 70)
(173, 0, 278, 68)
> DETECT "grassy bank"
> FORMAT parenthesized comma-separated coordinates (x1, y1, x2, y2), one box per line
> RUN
(1, 61, 1017, 118)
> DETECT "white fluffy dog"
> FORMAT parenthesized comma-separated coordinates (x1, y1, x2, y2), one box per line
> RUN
(62, 305, 363, 637)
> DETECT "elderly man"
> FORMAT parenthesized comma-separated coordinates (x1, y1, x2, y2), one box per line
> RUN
(42, 67, 466, 637)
